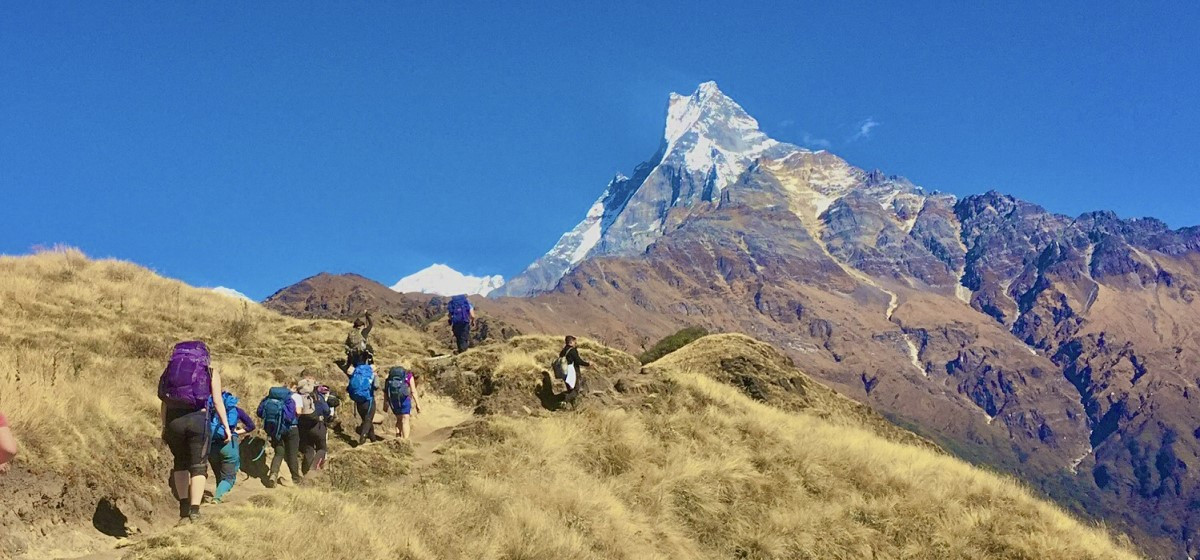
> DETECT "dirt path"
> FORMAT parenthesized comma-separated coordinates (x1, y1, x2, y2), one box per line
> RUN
(64, 394, 471, 560)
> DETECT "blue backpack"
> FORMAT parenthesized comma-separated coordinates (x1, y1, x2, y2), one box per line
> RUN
(385, 367, 412, 411)
(347, 365, 375, 404)
(209, 391, 240, 442)
(257, 387, 297, 440)
(448, 295, 472, 325)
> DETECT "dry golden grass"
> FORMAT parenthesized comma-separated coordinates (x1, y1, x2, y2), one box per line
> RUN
(0, 249, 1143, 559)
(0, 248, 445, 553)
(132, 370, 1141, 560)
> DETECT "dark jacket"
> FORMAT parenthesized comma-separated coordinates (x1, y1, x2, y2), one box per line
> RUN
(559, 346, 590, 368)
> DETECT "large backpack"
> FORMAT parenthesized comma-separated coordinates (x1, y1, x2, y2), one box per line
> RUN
(345, 329, 374, 366)
(447, 295, 472, 325)
(209, 392, 240, 442)
(551, 356, 568, 380)
(384, 367, 412, 411)
(347, 365, 375, 404)
(158, 341, 212, 410)
(257, 387, 297, 440)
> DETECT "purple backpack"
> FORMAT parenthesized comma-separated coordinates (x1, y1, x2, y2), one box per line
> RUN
(448, 295, 472, 325)
(158, 341, 212, 410)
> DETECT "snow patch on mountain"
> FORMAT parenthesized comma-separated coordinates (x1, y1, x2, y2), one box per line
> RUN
(211, 286, 253, 302)
(392, 264, 504, 296)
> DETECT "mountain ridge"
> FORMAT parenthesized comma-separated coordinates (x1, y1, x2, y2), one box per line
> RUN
(478, 83, 1200, 558)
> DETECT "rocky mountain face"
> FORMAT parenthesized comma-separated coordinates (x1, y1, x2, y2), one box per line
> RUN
(486, 83, 1200, 558)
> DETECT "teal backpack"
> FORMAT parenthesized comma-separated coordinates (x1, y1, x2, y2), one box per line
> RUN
(209, 391, 240, 443)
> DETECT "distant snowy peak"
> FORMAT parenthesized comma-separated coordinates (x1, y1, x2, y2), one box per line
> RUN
(391, 264, 504, 297)
(210, 286, 254, 302)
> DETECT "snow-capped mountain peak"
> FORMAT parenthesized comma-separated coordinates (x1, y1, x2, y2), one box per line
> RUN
(492, 82, 801, 298)
(392, 264, 504, 297)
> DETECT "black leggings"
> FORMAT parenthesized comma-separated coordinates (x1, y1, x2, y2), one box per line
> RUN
(300, 421, 327, 474)
(268, 428, 301, 483)
(164, 408, 210, 476)
(355, 398, 376, 440)
(452, 322, 471, 353)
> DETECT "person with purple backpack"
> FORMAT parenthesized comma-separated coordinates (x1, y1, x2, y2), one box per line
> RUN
(158, 341, 231, 524)
(447, 294, 475, 354)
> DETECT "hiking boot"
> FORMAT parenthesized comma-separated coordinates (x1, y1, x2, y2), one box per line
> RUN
(264, 478, 277, 489)
(175, 516, 193, 526)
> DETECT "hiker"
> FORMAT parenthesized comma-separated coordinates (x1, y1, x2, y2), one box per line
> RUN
(296, 378, 332, 474)
(447, 294, 475, 353)
(0, 410, 17, 473)
(558, 335, 590, 403)
(158, 341, 231, 524)
(207, 391, 255, 503)
(257, 386, 300, 488)
(383, 366, 422, 440)
(345, 312, 381, 445)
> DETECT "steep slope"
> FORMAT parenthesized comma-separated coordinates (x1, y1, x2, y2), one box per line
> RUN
(0, 249, 444, 559)
(487, 83, 1200, 558)
(129, 334, 1141, 560)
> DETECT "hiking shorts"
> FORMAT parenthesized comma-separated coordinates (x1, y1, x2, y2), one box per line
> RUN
(164, 407, 210, 476)
(394, 397, 412, 415)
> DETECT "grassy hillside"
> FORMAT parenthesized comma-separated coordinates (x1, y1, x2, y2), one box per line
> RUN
(131, 366, 1140, 559)
(0, 248, 445, 557)
(0, 249, 1142, 559)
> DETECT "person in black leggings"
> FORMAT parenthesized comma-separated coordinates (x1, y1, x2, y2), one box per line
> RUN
(296, 378, 329, 474)
(344, 312, 381, 445)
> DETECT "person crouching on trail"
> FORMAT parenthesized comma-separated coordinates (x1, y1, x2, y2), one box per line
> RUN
(158, 341, 231, 524)
(208, 391, 254, 503)
(383, 366, 421, 440)
(447, 295, 475, 354)
(344, 312, 381, 446)
(296, 378, 331, 474)
(559, 335, 590, 403)
(257, 385, 300, 488)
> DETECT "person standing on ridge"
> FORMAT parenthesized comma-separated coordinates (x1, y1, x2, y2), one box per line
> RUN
(0, 410, 18, 473)
(344, 312, 381, 445)
(558, 335, 590, 405)
(447, 295, 475, 354)
(158, 341, 231, 524)
(207, 390, 254, 503)
(383, 365, 421, 440)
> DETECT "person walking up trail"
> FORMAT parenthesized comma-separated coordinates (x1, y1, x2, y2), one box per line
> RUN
(345, 312, 381, 446)
(0, 411, 17, 473)
(447, 295, 475, 354)
(257, 386, 300, 488)
(558, 335, 589, 405)
(383, 366, 421, 440)
(158, 341, 231, 524)
(207, 391, 254, 503)
(296, 378, 331, 474)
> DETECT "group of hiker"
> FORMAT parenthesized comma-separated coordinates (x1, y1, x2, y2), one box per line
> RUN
(153, 293, 587, 524)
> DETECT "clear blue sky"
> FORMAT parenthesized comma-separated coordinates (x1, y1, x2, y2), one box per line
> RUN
(2, 2, 1197, 299)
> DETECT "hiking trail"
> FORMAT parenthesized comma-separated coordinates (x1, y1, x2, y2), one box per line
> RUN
(66, 394, 471, 560)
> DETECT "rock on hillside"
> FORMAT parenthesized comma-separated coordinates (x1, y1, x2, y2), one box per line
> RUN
(416, 336, 649, 415)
